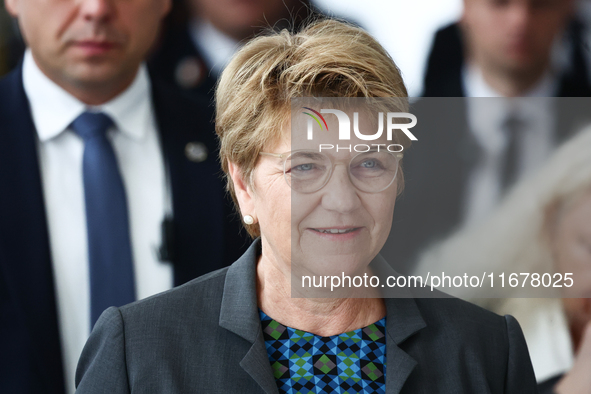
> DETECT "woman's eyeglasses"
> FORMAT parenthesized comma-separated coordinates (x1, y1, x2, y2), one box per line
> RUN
(259, 150, 402, 194)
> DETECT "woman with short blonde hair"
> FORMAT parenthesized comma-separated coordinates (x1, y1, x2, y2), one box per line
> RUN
(76, 19, 537, 394)
(216, 20, 409, 237)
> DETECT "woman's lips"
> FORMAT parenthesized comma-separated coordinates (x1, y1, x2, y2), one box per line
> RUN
(309, 227, 362, 240)
(312, 227, 359, 234)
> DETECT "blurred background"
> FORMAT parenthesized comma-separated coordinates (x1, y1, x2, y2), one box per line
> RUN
(4, 0, 591, 96)
(1, 0, 460, 95)
(314, 0, 463, 96)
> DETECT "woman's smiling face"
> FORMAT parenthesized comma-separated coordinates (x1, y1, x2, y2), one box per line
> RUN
(241, 111, 400, 289)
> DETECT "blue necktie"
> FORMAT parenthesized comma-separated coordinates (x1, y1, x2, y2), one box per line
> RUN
(71, 112, 136, 327)
(501, 113, 524, 193)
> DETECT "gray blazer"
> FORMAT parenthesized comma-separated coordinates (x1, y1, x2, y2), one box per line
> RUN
(75, 239, 538, 393)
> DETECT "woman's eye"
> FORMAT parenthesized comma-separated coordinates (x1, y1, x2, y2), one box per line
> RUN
(293, 163, 315, 171)
(360, 159, 379, 168)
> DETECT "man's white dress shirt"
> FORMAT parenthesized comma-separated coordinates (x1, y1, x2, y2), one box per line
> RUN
(461, 64, 556, 226)
(23, 50, 173, 394)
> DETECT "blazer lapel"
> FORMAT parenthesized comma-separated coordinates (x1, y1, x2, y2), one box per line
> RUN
(240, 334, 281, 394)
(218, 239, 279, 394)
(370, 255, 427, 393)
(384, 297, 427, 393)
(0, 67, 65, 393)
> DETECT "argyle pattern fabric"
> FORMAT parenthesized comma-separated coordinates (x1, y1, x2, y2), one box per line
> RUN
(259, 311, 386, 394)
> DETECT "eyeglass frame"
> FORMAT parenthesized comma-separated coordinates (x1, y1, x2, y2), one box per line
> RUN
(259, 149, 403, 194)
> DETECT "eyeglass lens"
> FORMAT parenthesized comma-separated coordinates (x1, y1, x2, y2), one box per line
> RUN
(285, 151, 398, 193)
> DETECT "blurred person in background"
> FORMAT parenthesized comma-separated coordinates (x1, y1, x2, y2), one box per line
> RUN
(415, 127, 591, 393)
(148, 0, 333, 101)
(0, 0, 24, 76)
(0, 0, 248, 392)
(423, 0, 589, 97)
(386, 0, 591, 271)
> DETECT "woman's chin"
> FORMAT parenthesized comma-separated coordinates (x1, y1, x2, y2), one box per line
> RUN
(292, 253, 372, 280)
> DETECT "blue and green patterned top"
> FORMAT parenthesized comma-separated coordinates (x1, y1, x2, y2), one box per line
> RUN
(259, 310, 386, 394)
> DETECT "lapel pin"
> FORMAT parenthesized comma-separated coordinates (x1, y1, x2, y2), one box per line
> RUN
(185, 141, 208, 163)
(175, 57, 205, 89)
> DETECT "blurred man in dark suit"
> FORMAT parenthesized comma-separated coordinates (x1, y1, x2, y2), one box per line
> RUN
(148, 0, 327, 101)
(0, 0, 248, 392)
(423, 0, 588, 97)
(387, 0, 591, 272)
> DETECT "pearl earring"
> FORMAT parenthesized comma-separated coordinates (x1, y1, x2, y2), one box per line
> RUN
(243, 215, 254, 225)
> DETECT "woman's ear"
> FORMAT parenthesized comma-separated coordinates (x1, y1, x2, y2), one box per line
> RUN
(228, 161, 256, 221)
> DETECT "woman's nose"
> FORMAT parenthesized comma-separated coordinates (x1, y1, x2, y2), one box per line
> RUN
(320, 164, 361, 213)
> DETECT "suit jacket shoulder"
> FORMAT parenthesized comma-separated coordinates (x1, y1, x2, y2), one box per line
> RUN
(392, 296, 537, 393)
(76, 245, 270, 394)
(422, 23, 465, 97)
(76, 240, 537, 394)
